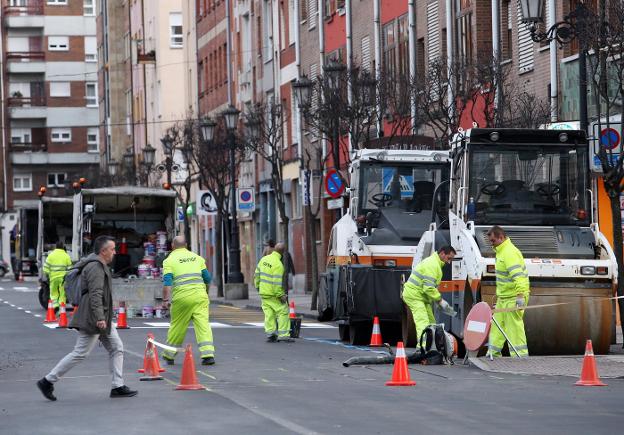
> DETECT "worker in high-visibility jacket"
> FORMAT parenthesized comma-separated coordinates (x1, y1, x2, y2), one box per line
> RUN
(43, 241, 72, 309)
(161, 236, 215, 365)
(254, 243, 294, 342)
(402, 246, 457, 341)
(486, 225, 530, 358)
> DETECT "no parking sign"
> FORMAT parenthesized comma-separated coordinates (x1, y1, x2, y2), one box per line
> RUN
(237, 187, 255, 212)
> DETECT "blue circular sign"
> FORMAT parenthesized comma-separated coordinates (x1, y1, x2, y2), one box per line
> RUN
(325, 169, 344, 199)
(240, 190, 252, 202)
(600, 128, 620, 150)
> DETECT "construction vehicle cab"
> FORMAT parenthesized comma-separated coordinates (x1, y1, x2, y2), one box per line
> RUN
(410, 128, 617, 355)
(318, 148, 451, 344)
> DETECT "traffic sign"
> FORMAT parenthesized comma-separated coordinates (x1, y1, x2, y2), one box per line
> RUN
(327, 197, 344, 210)
(462, 302, 492, 352)
(197, 190, 217, 215)
(324, 169, 345, 199)
(237, 187, 255, 212)
(600, 128, 620, 150)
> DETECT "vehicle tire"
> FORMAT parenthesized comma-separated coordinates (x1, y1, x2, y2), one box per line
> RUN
(38, 284, 50, 309)
(338, 323, 350, 342)
(0, 268, 5, 278)
(401, 304, 418, 348)
(349, 321, 371, 345)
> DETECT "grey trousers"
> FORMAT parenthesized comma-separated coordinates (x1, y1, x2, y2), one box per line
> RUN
(46, 327, 124, 388)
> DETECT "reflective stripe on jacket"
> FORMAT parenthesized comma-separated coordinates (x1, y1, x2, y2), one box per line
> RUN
(402, 252, 444, 304)
(162, 248, 209, 298)
(43, 249, 72, 280)
(254, 251, 284, 298)
(493, 238, 530, 298)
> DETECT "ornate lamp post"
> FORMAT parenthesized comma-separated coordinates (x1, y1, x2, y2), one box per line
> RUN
(518, 0, 590, 131)
(122, 148, 136, 185)
(221, 105, 244, 284)
(200, 116, 217, 143)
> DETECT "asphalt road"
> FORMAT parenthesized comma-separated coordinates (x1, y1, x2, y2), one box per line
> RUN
(1, 279, 622, 435)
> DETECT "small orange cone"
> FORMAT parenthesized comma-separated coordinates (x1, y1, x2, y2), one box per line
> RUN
(139, 336, 164, 381)
(385, 342, 416, 387)
(575, 339, 607, 387)
(116, 304, 129, 329)
(176, 345, 205, 390)
(289, 301, 296, 319)
(56, 303, 68, 328)
(44, 299, 57, 323)
(138, 333, 165, 373)
(369, 316, 383, 347)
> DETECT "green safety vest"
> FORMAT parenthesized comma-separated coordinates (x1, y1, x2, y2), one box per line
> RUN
(493, 238, 530, 299)
(163, 248, 208, 296)
(43, 249, 72, 280)
(402, 252, 444, 304)
(254, 251, 284, 298)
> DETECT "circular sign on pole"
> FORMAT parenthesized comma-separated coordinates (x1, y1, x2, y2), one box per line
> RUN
(462, 302, 492, 352)
(324, 169, 345, 199)
(600, 128, 620, 150)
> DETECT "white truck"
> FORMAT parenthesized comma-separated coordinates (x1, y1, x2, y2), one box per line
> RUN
(318, 148, 451, 344)
(410, 128, 617, 355)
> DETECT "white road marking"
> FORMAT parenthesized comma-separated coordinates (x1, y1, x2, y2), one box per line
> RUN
(0, 287, 4, 290)
(14, 288, 37, 293)
(301, 323, 336, 329)
(17, 307, 23, 310)
(141, 321, 232, 328)
(9, 304, 15, 307)
(25, 310, 31, 314)
(14, 286, 30, 290)
(245, 322, 265, 327)
(43, 323, 59, 329)
(34, 314, 41, 318)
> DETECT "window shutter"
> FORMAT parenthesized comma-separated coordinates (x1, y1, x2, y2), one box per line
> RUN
(517, 3, 534, 72)
(427, 2, 440, 62)
(308, 0, 317, 30)
(361, 36, 371, 71)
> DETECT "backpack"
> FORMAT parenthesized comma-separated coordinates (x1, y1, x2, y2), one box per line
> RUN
(64, 259, 99, 306)
(419, 324, 457, 365)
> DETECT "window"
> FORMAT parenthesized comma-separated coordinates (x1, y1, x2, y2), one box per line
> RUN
(502, 0, 513, 60)
(50, 82, 70, 97)
(288, 0, 296, 46)
(397, 15, 409, 78)
(11, 128, 31, 144)
(300, 0, 308, 22)
(48, 36, 69, 51)
(169, 13, 183, 48)
(85, 36, 97, 61)
(84, 0, 95, 15)
(124, 32, 131, 60)
(47, 173, 66, 187)
(47, 0, 67, 4)
(13, 174, 32, 192)
(86, 82, 97, 106)
(458, 13, 473, 62)
(87, 128, 99, 152)
(51, 128, 71, 143)
(383, 21, 396, 77)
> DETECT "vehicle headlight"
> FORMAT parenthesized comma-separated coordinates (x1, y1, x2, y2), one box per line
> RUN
(580, 266, 596, 275)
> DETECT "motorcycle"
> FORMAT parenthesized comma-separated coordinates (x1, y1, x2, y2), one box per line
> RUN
(0, 258, 9, 278)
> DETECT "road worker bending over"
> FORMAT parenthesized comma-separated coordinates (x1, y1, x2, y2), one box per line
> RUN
(486, 225, 530, 358)
(254, 243, 294, 343)
(161, 236, 215, 365)
(44, 241, 72, 310)
(403, 246, 457, 341)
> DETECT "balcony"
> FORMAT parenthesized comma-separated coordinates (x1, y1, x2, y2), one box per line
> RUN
(3, 2, 44, 28)
(8, 95, 46, 107)
(9, 98, 47, 119)
(7, 51, 45, 73)
(9, 142, 47, 153)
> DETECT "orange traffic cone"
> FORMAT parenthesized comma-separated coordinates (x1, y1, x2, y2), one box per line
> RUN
(116, 304, 129, 329)
(56, 303, 68, 328)
(369, 316, 383, 347)
(176, 345, 205, 390)
(44, 299, 57, 323)
(138, 333, 166, 373)
(289, 301, 296, 319)
(575, 340, 607, 387)
(385, 342, 416, 387)
(139, 336, 164, 381)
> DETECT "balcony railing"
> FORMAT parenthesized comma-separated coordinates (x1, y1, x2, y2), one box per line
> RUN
(7, 51, 45, 62)
(8, 95, 46, 107)
(3, 2, 44, 17)
(9, 142, 47, 153)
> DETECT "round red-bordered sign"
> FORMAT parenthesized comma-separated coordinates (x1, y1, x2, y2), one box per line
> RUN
(600, 128, 620, 150)
(324, 169, 345, 199)
(463, 302, 492, 351)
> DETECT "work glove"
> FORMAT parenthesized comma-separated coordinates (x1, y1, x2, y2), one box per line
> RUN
(438, 299, 457, 317)
(280, 295, 288, 304)
(516, 295, 526, 308)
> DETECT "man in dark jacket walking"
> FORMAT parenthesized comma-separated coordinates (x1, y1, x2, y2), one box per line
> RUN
(36, 236, 137, 400)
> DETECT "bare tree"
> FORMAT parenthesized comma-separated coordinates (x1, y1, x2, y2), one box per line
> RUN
(583, 0, 624, 343)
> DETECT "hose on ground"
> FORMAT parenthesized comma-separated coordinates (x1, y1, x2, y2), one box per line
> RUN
(342, 350, 426, 367)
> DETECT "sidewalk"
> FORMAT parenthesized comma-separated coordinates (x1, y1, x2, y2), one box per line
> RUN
(209, 285, 319, 320)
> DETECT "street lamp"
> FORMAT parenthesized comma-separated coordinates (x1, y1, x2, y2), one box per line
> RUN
(161, 134, 174, 158)
(323, 59, 346, 91)
(292, 75, 314, 109)
(142, 143, 156, 168)
(107, 160, 120, 177)
(221, 105, 244, 284)
(355, 70, 377, 107)
(200, 116, 216, 142)
(518, 0, 589, 131)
